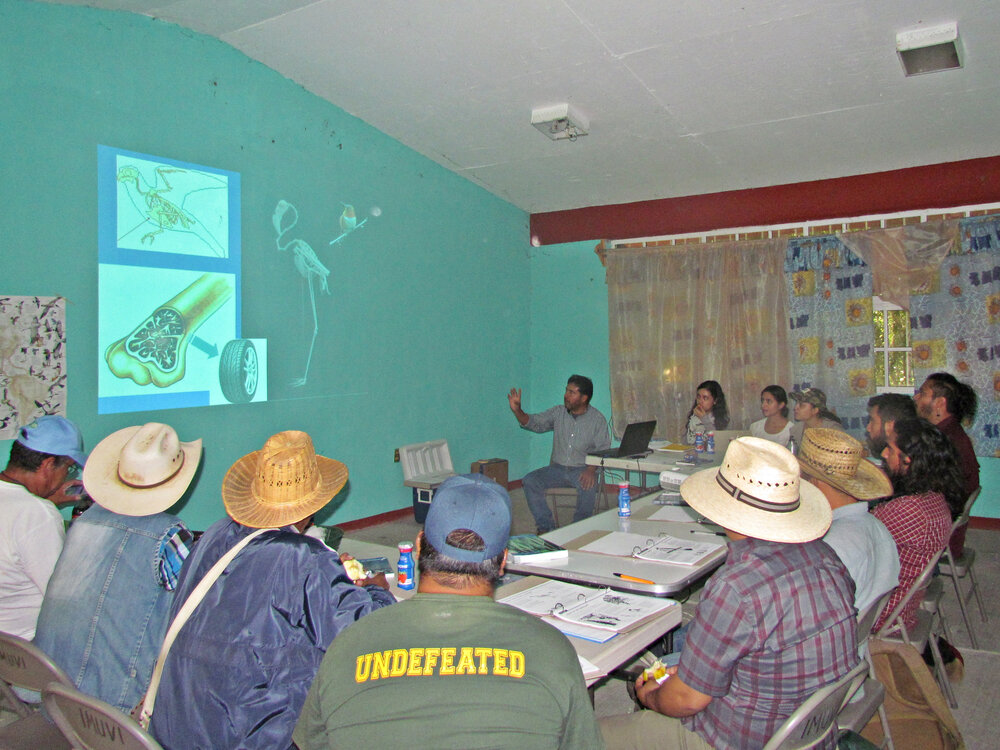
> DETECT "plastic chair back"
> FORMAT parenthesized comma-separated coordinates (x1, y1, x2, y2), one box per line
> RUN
(763, 660, 869, 750)
(43, 681, 164, 750)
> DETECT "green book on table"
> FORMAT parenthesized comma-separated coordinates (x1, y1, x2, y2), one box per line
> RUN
(507, 534, 568, 563)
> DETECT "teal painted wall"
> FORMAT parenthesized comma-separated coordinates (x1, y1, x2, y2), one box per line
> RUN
(524, 241, 611, 472)
(1, 2, 532, 530)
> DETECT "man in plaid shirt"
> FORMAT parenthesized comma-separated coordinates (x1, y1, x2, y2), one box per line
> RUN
(601, 438, 858, 750)
(872, 417, 964, 633)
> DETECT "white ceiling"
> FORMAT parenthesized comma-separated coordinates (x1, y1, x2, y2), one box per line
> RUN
(43, 1, 1000, 214)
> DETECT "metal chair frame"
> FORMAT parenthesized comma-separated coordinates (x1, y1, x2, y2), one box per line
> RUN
(0, 632, 74, 748)
(938, 487, 987, 648)
(43, 681, 164, 750)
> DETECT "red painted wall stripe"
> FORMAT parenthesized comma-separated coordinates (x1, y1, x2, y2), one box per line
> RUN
(529, 155, 1000, 245)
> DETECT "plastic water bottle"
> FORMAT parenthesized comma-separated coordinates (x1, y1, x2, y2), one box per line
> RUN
(397, 542, 415, 590)
(617, 482, 632, 518)
(706, 431, 715, 454)
(787, 436, 797, 456)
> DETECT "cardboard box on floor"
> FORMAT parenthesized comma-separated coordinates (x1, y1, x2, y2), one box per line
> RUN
(471, 458, 508, 488)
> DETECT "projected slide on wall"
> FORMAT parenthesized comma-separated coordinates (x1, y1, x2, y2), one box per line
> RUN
(97, 146, 267, 414)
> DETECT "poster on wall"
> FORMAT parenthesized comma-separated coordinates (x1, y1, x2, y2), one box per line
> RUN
(97, 146, 266, 414)
(0, 296, 67, 438)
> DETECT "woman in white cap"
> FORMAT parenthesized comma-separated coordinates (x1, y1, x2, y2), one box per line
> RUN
(34, 423, 200, 713)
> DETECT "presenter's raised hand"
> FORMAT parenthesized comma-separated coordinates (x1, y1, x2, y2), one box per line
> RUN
(508, 387, 522, 412)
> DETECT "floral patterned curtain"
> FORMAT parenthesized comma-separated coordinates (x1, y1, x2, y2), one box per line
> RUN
(785, 235, 873, 442)
(906, 214, 1000, 456)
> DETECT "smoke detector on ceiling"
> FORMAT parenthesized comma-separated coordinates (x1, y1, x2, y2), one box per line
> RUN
(896, 22, 963, 76)
(531, 103, 589, 141)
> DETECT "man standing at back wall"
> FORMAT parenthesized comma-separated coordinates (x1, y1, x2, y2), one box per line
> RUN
(508, 375, 610, 534)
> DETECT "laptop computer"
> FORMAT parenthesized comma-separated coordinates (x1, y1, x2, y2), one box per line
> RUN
(588, 420, 657, 459)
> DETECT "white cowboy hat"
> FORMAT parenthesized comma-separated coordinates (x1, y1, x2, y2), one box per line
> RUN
(222, 431, 348, 529)
(83, 423, 202, 516)
(680, 436, 831, 543)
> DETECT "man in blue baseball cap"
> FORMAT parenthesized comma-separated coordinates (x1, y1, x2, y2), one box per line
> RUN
(0, 415, 86, 639)
(294, 473, 605, 750)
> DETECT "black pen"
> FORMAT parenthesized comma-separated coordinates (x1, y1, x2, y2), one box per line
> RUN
(688, 529, 726, 537)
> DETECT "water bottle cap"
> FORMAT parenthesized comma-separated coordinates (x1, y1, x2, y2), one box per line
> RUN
(398, 542, 414, 551)
(618, 482, 629, 488)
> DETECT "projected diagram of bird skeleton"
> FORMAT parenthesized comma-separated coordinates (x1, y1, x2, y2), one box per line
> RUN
(98, 146, 266, 414)
(116, 159, 229, 257)
(274, 199, 373, 387)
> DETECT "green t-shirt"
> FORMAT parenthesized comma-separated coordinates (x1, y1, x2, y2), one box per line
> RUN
(293, 592, 604, 750)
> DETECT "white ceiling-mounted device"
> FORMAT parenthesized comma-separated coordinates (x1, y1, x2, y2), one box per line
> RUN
(531, 103, 589, 141)
(896, 22, 963, 76)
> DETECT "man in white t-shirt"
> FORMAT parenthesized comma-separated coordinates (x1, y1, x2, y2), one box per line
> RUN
(0, 416, 86, 639)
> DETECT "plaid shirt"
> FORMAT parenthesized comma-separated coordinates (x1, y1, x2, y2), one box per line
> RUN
(678, 537, 858, 750)
(872, 492, 951, 633)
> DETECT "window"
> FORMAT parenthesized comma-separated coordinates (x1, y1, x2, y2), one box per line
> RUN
(872, 296, 914, 393)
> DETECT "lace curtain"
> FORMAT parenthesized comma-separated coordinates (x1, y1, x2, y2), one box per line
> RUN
(784, 236, 874, 439)
(606, 238, 791, 440)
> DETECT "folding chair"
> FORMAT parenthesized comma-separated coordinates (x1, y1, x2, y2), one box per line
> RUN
(0, 633, 73, 748)
(762, 660, 869, 750)
(43, 681, 164, 750)
(938, 488, 987, 648)
(875, 547, 957, 709)
(839, 589, 896, 750)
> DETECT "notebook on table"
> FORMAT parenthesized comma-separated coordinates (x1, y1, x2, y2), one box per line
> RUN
(588, 420, 656, 459)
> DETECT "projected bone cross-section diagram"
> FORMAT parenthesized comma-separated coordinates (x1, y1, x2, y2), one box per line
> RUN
(106, 273, 233, 387)
(98, 145, 267, 414)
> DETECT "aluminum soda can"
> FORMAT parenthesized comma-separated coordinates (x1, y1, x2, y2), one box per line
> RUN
(617, 482, 632, 518)
(397, 542, 415, 590)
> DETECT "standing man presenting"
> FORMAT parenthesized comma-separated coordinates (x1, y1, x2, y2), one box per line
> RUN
(508, 375, 610, 533)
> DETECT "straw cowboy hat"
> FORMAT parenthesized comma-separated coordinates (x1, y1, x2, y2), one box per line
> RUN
(83, 423, 202, 516)
(222, 430, 348, 529)
(680, 436, 831, 543)
(797, 427, 892, 501)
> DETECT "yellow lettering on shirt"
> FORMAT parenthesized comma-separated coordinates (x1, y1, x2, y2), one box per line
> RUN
(440, 648, 456, 675)
(509, 650, 525, 678)
(354, 653, 372, 683)
(406, 648, 424, 676)
(493, 648, 508, 676)
(455, 647, 477, 675)
(351, 646, 527, 683)
(371, 650, 391, 680)
(422, 648, 440, 675)
(389, 649, 408, 677)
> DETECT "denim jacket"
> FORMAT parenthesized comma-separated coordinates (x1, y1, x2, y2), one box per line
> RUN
(33, 504, 186, 712)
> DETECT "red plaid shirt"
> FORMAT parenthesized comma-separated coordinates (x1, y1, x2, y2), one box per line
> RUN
(678, 537, 858, 750)
(872, 492, 951, 632)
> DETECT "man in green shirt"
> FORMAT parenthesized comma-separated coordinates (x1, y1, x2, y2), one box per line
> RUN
(293, 473, 604, 750)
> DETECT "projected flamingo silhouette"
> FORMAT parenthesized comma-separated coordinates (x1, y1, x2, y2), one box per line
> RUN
(273, 199, 371, 387)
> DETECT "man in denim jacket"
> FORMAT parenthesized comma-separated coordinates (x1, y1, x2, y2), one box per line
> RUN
(34, 423, 200, 713)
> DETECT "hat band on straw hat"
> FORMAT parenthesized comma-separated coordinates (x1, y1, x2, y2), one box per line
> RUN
(716, 472, 800, 513)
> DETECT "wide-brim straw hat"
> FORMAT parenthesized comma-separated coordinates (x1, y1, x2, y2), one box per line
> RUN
(797, 427, 892, 501)
(222, 430, 348, 529)
(83, 423, 202, 516)
(680, 436, 831, 543)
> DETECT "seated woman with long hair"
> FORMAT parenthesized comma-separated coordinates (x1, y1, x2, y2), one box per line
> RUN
(684, 380, 729, 444)
(749, 385, 791, 447)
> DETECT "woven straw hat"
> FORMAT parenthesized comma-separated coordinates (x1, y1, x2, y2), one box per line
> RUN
(222, 431, 348, 528)
(83, 423, 202, 516)
(797, 427, 892, 500)
(680, 436, 831, 543)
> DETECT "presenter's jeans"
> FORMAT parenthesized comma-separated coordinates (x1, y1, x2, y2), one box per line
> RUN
(521, 463, 596, 533)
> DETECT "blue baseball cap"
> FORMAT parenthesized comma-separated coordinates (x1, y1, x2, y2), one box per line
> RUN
(16, 416, 87, 466)
(424, 473, 512, 563)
